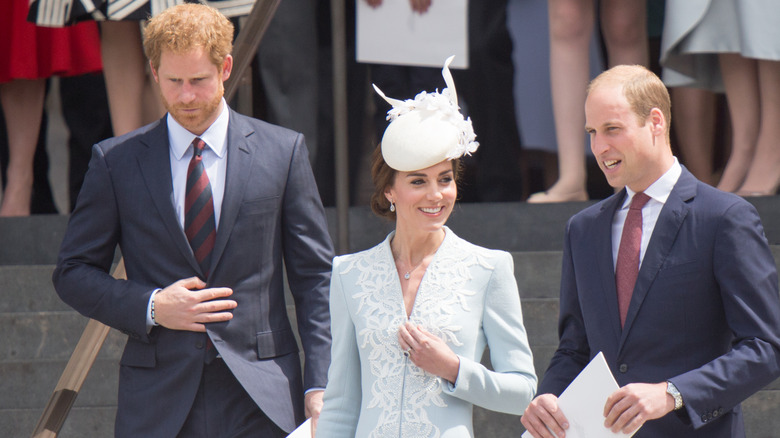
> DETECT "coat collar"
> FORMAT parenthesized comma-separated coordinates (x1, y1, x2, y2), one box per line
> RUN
(208, 108, 255, 275)
(135, 109, 257, 278)
(136, 119, 201, 273)
(618, 167, 697, 349)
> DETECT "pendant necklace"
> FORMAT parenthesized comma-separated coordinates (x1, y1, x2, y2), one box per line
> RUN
(398, 259, 424, 280)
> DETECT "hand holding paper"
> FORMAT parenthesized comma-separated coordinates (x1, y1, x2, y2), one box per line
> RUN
(603, 381, 675, 434)
(521, 352, 638, 438)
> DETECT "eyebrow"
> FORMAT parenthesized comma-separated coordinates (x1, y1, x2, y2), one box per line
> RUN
(405, 169, 454, 178)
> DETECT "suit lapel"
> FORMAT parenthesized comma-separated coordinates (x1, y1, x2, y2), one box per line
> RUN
(209, 110, 254, 273)
(619, 168, 697, 348)
(596, 191, 627, 344)
(137, 120, 202, 274)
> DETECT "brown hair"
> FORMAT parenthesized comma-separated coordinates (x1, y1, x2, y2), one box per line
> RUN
(369, 145, 462, 220)
(143, 4, 234, 72)
(587, 65, 672, 141)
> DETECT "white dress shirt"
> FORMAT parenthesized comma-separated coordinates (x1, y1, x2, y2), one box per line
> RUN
(611, 157, 682, 271)
(148, 99, 229, 329)
(168, 99, 229, 229)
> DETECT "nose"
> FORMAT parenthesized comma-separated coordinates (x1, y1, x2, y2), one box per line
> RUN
(427, 186, 443, 201)
(590, 133, 608, 156)
(179, 83, 196, 104)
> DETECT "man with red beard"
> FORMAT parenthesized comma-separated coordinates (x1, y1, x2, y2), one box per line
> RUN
(52, 4, 333, 438)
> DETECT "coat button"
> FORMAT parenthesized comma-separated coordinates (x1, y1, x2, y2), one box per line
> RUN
(619, 363, 628, 373)
(195, 341, 204, 349)
(701, 415, 708, 423)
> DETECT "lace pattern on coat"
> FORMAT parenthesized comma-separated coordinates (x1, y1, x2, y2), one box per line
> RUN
(339, 232, 495, 437)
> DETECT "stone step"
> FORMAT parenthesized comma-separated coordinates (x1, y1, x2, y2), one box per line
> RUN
(4, 195, 779, 265)
(0, 216, 68, 266)
(0, 406, 116, 438)
(0, 358, 118, 410)
(0, 265, 65, 313)
(0, 312, 125, 363)
(512, 251, 562, 300)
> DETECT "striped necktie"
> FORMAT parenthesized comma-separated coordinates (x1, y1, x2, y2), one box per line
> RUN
(185, 137, 216, 277)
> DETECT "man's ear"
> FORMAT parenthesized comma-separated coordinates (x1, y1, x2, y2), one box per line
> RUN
(221, 55, 233, 82)
(649, 107, 665, 136)
(150, 60, 159, 83)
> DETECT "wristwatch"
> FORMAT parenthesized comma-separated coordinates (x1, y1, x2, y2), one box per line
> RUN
(666, 381, 684, 410)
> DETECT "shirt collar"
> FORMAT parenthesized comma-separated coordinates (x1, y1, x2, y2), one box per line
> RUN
(168, 98, 229, 160)
(623, 157, 682, 208)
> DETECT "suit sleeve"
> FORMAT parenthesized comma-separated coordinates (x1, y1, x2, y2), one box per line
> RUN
(537, 218, 592, 396)
(316, 259, 361, 437)
(671, 200, 780, 429)
(52, 144, 154, 342)
(443, 252, 538, 414)
(281, 134, 335, 391)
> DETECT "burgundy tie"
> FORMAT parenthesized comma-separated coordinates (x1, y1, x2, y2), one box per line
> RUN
(615, 192, 651, 328)
(185, 137, 216, 277)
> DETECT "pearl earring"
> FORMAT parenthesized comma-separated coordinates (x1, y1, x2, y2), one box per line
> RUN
(389, 201, 395, 212)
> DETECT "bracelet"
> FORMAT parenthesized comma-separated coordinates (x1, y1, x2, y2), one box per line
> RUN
(151, 295, 157, 325)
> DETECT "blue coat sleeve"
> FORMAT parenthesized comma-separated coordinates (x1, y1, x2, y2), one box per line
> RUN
(672, 200, 780, 429)
(443, 251, 538, 414)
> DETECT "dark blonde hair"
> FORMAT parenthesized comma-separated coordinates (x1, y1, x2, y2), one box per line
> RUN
(143, 4, 234, 72)
(587, 65, 672, 141)
(369, 145, 462, 220)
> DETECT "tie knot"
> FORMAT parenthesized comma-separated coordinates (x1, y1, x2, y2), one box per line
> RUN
(191, 138, 206, 157)
(629, 192, 651, 210)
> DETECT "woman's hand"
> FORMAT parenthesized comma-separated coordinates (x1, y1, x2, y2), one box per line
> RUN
(398, 322, 460, 383)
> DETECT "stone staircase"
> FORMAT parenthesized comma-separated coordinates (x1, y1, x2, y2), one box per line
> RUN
(2, 199, 779, 437)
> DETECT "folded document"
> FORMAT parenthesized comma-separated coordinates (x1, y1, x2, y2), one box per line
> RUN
(522, 352, 637, 438)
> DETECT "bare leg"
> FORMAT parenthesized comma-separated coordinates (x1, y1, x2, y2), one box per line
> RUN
(0, 79, 46, 217)
(671, 87, 716, 185)
(737, 59, 780, 195)
(717, 53, 759, 192)
(600, 0, 649, 67)
(527, 0, 592, 203)
(101, 21, 163, 136)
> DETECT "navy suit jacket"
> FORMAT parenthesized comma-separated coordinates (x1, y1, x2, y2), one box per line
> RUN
(538, 168, 780, 437)
(53, 108, 334, 436)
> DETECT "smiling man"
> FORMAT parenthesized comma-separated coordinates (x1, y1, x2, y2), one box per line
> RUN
(52, 4, 333, 438)
(521, 65, 780, 438)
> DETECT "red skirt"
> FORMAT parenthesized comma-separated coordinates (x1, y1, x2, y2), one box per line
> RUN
(1, 0, 102, 83)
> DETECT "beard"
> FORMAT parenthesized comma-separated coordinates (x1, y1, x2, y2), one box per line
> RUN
(161, 80, 224, 134)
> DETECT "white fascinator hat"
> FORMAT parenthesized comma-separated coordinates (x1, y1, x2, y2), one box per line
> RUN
(373, 56, 479, 172)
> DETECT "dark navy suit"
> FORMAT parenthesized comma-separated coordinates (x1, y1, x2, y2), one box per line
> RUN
(53, 108, 333, 436)
(539, 168, 780, 437)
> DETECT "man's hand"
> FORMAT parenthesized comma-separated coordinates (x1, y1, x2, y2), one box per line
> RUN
(153, 277, 236, 331)
(362, 0, 432, 13)
(521, 393, 569, 438)
(603, 382, 675, 434)
(305, 390, 324, 436)
(409, 0, 432, 13)
(398, 322, 460, 383)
